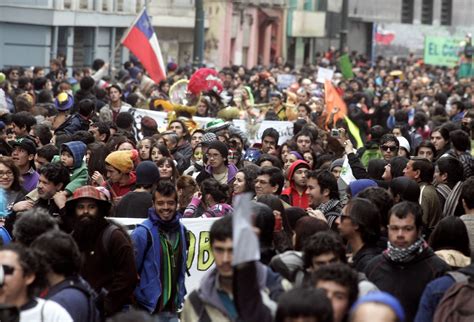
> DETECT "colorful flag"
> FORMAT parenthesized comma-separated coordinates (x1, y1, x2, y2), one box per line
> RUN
(324, 79, 348, 128)
(344, 116, 364, 149)
(375, 26, 395, 45)
(338, 54, 354, 80)
(121, 8, 166, 83)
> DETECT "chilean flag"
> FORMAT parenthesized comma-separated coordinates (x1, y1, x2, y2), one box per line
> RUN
(121, 8, 166, 83)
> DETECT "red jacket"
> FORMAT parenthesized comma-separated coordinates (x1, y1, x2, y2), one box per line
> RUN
(108, 171, 136, 199)
(281, 160, 310, 209)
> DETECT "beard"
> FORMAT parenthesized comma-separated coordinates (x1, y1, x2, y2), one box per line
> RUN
(72, 215, 109, 252)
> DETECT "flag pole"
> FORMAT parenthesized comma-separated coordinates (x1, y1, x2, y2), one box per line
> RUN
(109, 7, 147, 81)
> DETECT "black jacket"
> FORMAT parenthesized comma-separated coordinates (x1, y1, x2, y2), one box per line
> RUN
(55, 114, 90, 136)
(365, 247, 450, 322)
(351, 244, 383, 273)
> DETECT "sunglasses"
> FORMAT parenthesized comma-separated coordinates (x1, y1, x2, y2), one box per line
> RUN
(381, 145, 398, 152)
(1, 264, 15, 275)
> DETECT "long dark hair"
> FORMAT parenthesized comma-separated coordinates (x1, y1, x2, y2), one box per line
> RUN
(429, 216, 471, 257)
(87, 142, 109, 177)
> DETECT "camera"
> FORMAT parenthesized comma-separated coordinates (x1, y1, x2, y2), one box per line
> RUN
(330, 129, 340, 137)
(0, 264, 14, 287)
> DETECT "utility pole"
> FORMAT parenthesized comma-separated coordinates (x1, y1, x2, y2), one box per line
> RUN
(193, 0, 205, 67)
(339, 0, 348, 52)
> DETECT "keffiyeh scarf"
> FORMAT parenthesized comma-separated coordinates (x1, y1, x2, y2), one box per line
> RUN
(386, 238, 427, 263)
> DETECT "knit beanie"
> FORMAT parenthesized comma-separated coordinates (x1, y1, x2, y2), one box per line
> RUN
(348, 179, 377, 197)
(207, 141, 228, 160)
(330, 158, 344, 171)
(105, 149, 138, 173)
(350, 292, 405, 322)
(136, 161, 160, 186)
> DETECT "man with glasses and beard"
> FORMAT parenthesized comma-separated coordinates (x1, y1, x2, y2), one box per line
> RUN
(65, 186, 137, 318)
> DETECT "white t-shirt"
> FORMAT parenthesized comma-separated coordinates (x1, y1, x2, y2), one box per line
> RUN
(20, 298, 73, 322)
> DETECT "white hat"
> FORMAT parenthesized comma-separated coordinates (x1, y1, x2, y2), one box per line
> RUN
(396, 136, 411, 153)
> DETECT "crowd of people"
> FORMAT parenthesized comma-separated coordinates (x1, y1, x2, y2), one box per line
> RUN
(0, 49, 472, 322)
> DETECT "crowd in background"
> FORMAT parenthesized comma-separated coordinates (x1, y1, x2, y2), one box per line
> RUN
(0, 48, 472, 322)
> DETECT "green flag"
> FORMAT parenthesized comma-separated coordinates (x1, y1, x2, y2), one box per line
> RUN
(339, 54, 354, 80)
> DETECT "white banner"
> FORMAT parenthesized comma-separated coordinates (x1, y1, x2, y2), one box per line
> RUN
(125, 107, 294, 145)
(113, 217, 218, 292)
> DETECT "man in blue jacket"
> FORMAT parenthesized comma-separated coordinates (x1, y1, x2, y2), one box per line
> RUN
(131, 181, 188, 320)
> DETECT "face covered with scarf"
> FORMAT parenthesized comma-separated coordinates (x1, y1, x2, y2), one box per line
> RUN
(386, 212, 426, 263)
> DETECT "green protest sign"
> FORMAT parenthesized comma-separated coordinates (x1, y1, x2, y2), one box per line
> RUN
(424, 36, 463, 67)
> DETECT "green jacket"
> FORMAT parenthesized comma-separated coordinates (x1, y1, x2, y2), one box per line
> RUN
(52, 156, 89, 195)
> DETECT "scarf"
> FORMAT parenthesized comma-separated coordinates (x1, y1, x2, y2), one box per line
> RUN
(443, 181, 462, 218)
(148, 208, 181, 232)
(316, 199, 341, 215)
(385, 237, 427, 263)
(316, 199, 342, 229)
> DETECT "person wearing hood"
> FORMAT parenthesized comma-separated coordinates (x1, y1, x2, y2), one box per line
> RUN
(52, 141, 88, 196)
(131, 181, 188, 319)
(281, 160, 310, 209)
(196, 140, 238, 185)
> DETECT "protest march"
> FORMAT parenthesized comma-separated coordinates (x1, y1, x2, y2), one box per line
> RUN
(0, 6, 473, 321)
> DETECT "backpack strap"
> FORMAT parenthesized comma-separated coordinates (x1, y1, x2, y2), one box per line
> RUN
(136, 219, 156, 273)
(447, 271, 469, 283)
(101, 222, 121, 255)
(188, 290, 211, 322)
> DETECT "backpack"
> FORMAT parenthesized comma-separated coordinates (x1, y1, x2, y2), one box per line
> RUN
(51, 276, 102, 322)
(433, 271, 474, 322)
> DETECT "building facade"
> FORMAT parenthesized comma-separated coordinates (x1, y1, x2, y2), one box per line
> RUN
(203, 0, 286, 69)
(0, 0, 207, 70)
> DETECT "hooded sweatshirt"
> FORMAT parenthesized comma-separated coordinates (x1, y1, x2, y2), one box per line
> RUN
(281, 160, 310, 209)
(52, 141, 89, 195)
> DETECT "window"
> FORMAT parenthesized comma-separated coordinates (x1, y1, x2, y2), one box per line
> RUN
(401, 0, 414, 24)
(421, 0, 434, 25)
(440, 0, 452, 26)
